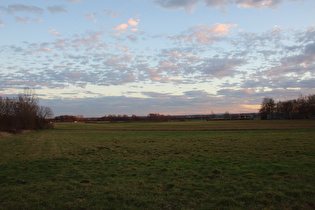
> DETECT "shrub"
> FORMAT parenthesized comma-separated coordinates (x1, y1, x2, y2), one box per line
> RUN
(0, 88, 53, 132)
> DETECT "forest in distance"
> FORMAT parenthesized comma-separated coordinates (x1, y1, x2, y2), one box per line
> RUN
(1, 90, 315, 133)
(54, 94, 315, 123)
(259, 94, 315, 120)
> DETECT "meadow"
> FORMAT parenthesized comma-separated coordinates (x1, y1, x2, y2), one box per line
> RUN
(0, 120, 314, 209)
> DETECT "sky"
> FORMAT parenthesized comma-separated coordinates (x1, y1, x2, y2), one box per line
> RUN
(1, 0, 315, 117)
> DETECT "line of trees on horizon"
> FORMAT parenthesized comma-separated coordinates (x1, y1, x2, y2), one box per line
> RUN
(259, 94, 315, 120)
(0, 88, 54, 133)
(53, 112, 258, 123)
(53, 113, 172, 123)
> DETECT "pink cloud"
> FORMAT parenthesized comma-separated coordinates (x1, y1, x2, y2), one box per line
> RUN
(41, 48, 52, 52)
(171, 23, 237, 44)
(236, 0, 281, 9)
(212, 23, 236, 35)
(113, 18, 140, 36)
(114, 23, 128, 30)
(128, 18, 139, 26)
(15, 17, 30, 23)
(193, 24, 237, 44)
(15, 17, 43, 23)
(49, 29, 60, 35)
(113, 23, 128, 36)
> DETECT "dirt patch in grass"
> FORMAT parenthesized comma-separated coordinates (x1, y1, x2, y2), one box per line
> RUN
(19, 130, 35, 134)
(0, 130, 34, 138)
(0, 132, 12, 138)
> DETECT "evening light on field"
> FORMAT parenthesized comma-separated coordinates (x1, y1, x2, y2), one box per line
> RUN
(1, 121, 315, 209)
(1, 0, 315, 116)
(1, 0, 315, 209)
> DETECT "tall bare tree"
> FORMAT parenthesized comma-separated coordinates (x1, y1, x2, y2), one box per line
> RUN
(259, 97, 275, 120)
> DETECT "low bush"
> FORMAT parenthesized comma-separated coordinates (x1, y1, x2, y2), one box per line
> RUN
(0, 88, 53, 132)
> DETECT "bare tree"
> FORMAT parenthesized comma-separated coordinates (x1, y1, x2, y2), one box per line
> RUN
(259, 97, 275, 120)
(224, 111, 231, 120)
(0, 88, 54, 132)
(260, 94, 315, 120)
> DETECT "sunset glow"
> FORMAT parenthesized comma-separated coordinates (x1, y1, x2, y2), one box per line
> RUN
(1, 0, 314, 116)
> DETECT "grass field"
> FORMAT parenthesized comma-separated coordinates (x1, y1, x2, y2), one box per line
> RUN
(0, 120, 314, 209)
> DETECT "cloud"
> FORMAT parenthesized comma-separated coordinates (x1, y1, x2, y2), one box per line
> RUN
(260, 42, 315, 79)
(241, 104, 261, 110)
(127, 34, 139, 42)
(47, 6, 67, 14)
(49, 29, 60, 35)
(204, 0, 231, 8)
(1, 24, 314, 113)
(214, 23, 237, 35)
(66, 0, 82, 3)
(0, 20, 4, 27)
(214, 87, 294, 112)
(70, 31, 104, 49)
(112, 18, 140, 36)
(103, 9, 120, 18)
(128, 18, 139, 26)
(217, 88, 255, 98)
(170, 23, 237, 44)
(184, 90, 214, 100)
(85, 13, 97, 22)
(113, 23, 129, 36)
(298, 78, 315, 89)
(154, 0, 302, 12)
(39, 90, 245, 116)
(42, 48, 52, 52)
(235, 0, 282, 9)
(15, 17, 43, 24)
(238, 34, 315, 93)
(197, 57, 245, 78)
(282, 42, 315, 65)
(114, 23, 128, 31)
(0, 4, 44, 14)
(142, 91, 172, 98)
(154, 0, 200, 13)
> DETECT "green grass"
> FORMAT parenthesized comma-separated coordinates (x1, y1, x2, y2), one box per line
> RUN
(0, 121, 314, 209)
(57, 120, 315, 130)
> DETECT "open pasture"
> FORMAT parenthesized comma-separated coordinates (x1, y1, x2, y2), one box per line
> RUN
(57, 119, 315, 131)
(0, 120, 314, 209)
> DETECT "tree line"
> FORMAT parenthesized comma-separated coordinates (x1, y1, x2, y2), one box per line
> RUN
(53, 113, 172, 123)
(0, 89, 53, 133)
(259, 94, 315, 120)
(53, 112, 257, 123)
